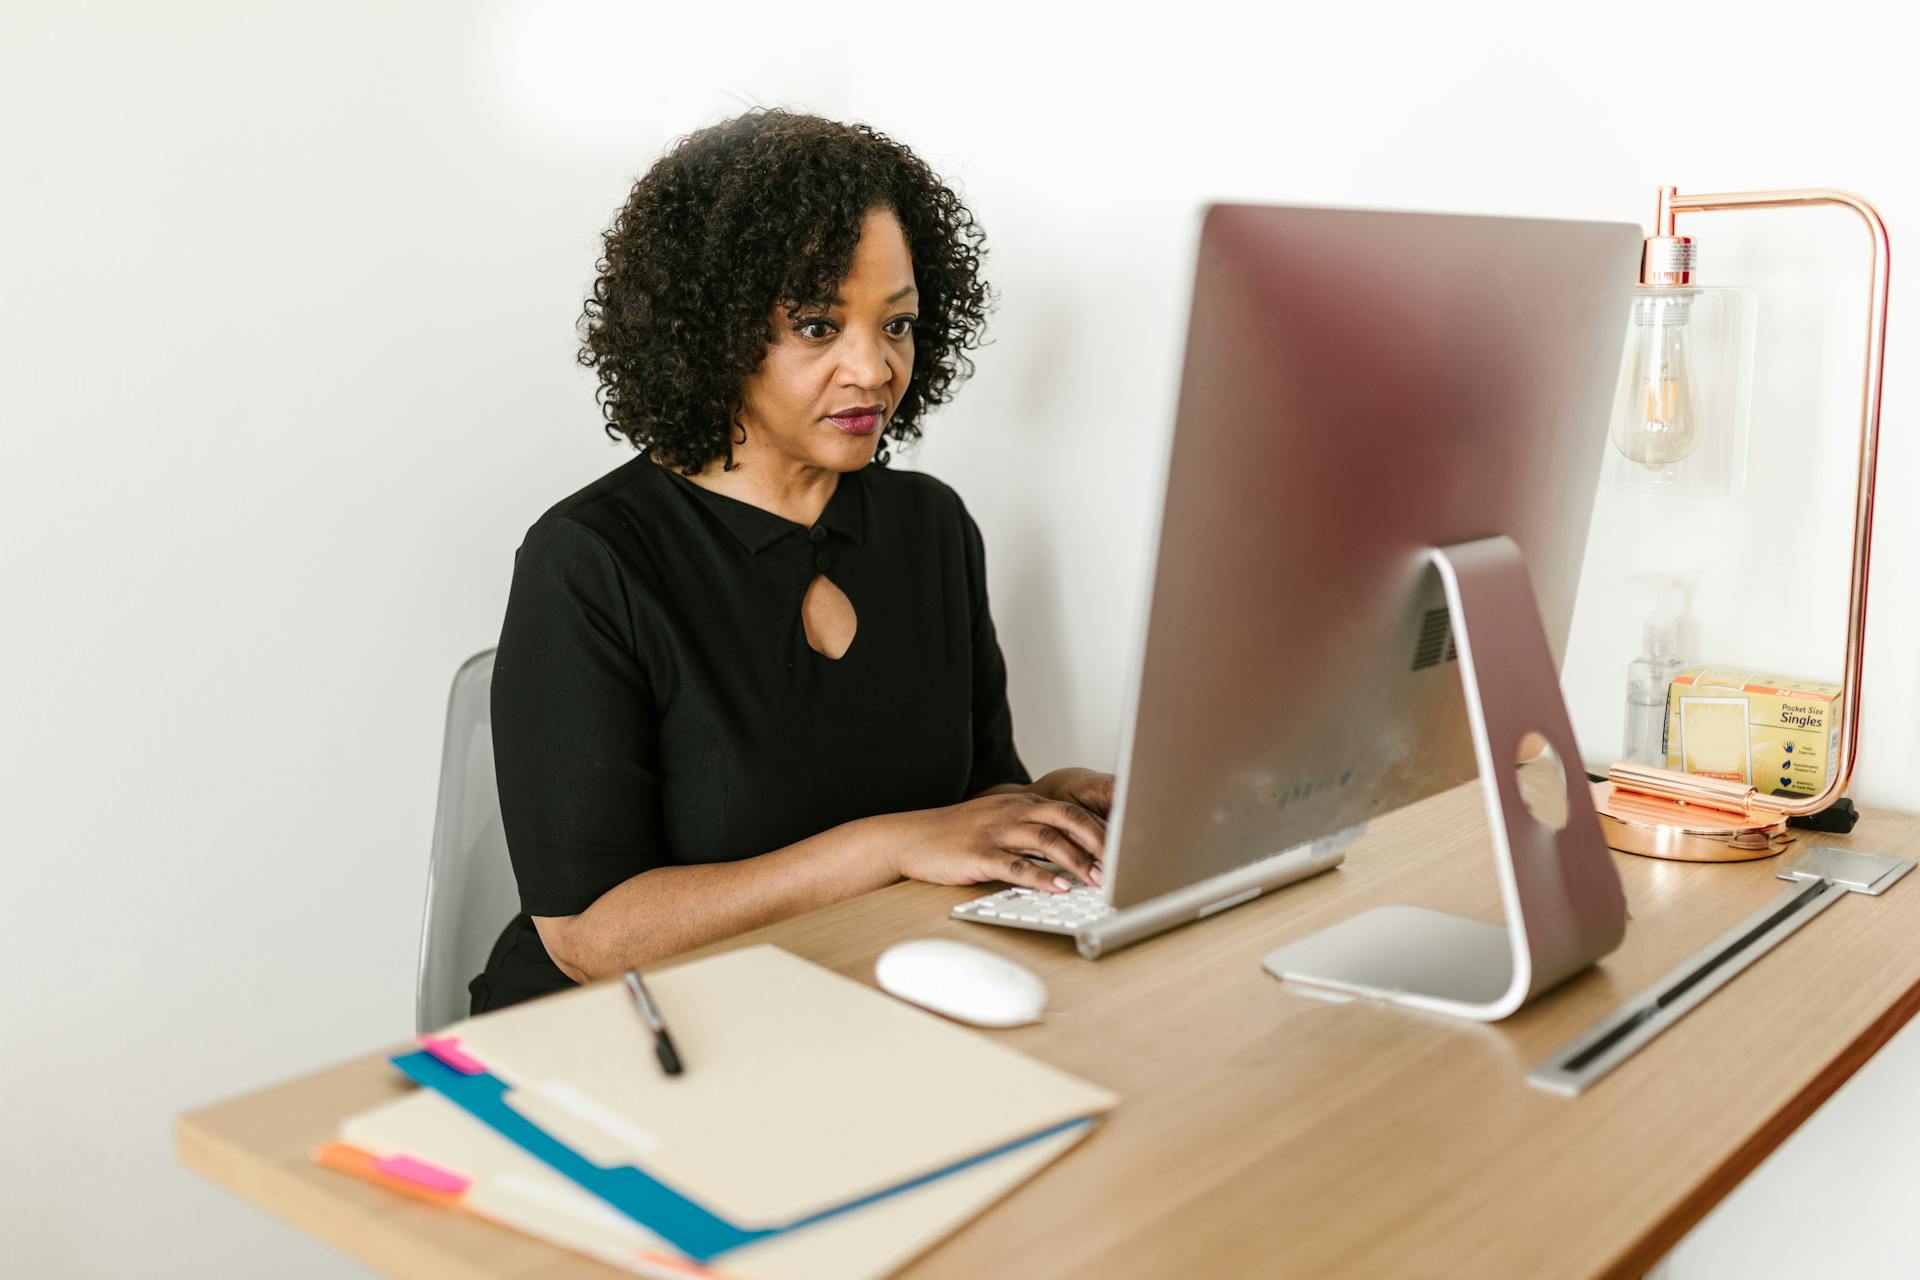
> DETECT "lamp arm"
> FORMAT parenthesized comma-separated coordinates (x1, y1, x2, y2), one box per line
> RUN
(1614, 189, 1889, 818)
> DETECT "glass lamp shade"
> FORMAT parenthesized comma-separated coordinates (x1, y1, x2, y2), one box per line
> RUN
(1605, 284, 1758, 497)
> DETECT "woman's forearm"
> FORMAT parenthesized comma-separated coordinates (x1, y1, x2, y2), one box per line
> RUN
(535, 812, 907, 983)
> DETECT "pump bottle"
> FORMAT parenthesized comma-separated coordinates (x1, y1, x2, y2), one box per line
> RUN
(1624, 608, 1688, 766)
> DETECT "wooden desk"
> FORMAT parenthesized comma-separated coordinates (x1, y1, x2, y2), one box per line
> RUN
(178, 785, 1920, 1279)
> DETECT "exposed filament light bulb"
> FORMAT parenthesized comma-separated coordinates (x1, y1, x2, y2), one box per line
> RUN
(1612, 291, 1700, 470)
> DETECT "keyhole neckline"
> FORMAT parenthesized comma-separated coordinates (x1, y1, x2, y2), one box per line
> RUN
(801, 571, 859, 661)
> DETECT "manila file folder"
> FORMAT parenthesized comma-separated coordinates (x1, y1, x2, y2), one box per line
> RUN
(331, 1086, 1091, 1280)
(429, 944, 1118, 1230)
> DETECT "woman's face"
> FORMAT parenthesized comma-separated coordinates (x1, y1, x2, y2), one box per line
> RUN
(735, 205, 917, 475)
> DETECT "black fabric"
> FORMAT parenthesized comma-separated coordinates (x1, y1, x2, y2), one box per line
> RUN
(471, 452, 1029, 1014)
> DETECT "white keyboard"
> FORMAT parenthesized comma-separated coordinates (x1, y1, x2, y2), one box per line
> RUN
(952, 882, 1116, 936)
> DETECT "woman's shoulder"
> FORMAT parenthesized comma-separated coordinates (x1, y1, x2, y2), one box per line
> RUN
(511, 451, 709, 576)
(524, 450, 666, 536)
(504, 455, 685, 659)
(503, 454, 698, 630)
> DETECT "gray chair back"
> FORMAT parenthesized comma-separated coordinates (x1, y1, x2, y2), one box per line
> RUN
(415, 649, 518, 1034)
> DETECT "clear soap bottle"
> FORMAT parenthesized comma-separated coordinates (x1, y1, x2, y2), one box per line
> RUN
(1623, 610, 1687, 766)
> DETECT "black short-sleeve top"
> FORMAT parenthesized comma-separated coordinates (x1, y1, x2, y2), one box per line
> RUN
(471, 452, 1030, 1013)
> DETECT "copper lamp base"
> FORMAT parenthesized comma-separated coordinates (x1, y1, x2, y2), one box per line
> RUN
(1592, 781, 1795, 863)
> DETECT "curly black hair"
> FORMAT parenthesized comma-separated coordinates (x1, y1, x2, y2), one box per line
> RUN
(578, 109, 995, 472)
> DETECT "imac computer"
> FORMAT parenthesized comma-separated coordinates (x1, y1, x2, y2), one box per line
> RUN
(954, 203, 1642, 1020)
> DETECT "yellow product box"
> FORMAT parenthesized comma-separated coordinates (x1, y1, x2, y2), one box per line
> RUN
(1664, 667, 1843, 799)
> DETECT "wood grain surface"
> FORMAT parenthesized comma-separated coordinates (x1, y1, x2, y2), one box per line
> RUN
(177, 783, 1920, 1279)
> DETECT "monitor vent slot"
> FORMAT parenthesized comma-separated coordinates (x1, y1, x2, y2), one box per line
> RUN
(1412, 607, 1459, 671)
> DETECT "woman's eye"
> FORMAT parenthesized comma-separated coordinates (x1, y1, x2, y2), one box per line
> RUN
(794, 316, 914, 341)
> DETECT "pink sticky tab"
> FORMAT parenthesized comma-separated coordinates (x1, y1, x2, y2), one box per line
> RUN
(374, 1153, 472, 1195)
(418, 1035, 487, 1075)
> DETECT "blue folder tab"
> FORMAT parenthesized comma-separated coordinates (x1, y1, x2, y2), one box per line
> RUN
(392, 1049, 1094, 1264)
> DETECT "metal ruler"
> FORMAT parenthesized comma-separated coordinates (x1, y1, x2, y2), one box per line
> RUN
(1528, 846, 1914, 1097)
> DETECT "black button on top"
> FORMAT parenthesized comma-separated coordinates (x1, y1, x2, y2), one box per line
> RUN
(815, 553, 832, 572)
(808, 525, 828, 545)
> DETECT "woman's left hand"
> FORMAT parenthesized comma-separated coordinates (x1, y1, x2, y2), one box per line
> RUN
(1031, 768, 1115, 818)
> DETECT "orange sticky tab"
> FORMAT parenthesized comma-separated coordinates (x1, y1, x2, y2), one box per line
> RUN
(315, 1142, 464, 1205)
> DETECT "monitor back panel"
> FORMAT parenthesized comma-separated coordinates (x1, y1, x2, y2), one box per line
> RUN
(1107, 204, 1640, 910)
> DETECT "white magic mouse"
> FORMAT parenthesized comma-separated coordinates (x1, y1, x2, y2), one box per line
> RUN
(874, 939, 1048, 1028)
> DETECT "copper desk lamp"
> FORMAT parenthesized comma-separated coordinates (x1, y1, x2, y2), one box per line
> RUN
(1592, 187, 1890, 862)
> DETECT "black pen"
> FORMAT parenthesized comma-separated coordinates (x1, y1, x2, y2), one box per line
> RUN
(622, 969, 684, 1076)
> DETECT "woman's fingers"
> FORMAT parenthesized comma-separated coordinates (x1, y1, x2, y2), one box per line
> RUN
(888, 792, 1113, 895)
(999, 819, 1104, 888)
(1031, 799, 1107, 860)
(989, 851, 1075, 894)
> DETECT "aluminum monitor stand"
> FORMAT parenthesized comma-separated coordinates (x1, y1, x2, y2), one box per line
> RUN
(1262, 536, 1628, 1022)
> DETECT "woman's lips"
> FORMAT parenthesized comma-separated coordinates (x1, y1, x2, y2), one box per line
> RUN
(828, 412, 880, 436)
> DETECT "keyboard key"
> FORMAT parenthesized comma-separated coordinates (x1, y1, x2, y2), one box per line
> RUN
(953, 882, 1118, 933)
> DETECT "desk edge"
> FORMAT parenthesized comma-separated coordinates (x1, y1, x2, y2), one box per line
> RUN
(1604, 969, 1920, 1279)
(174, 1108, 500, 1280)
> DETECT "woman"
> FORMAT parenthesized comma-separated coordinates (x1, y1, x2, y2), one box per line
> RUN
(473, 109, 1114, 1014)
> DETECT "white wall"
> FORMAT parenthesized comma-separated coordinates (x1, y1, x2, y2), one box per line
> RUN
(3, 2, 1915, 1276)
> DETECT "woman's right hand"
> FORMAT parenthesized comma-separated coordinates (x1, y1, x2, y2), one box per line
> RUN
(882, 792, 1107, 893)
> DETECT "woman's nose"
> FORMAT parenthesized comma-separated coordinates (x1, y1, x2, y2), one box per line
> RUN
(840, 332, 893, 387)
